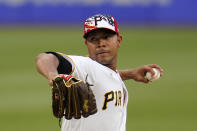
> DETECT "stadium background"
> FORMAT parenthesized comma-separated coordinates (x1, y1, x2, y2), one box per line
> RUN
(0, 0, 197, 131)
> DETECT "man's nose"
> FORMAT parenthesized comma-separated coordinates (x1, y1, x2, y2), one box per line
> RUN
(97, 39, 106, 47)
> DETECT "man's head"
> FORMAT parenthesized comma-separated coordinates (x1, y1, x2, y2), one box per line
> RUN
(83, 14, 119, 39)
(83, 14, 122, 70)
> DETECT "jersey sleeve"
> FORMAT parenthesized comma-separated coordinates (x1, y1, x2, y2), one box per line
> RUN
(46, 52, 95, 82)
(58, 53, 96, 83)
(45, 52, 73, 75)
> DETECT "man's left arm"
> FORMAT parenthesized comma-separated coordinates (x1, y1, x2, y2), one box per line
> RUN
(119, 64, 163, 83)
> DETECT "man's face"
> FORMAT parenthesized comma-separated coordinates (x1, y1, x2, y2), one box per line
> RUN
(85, 29, 122, 66)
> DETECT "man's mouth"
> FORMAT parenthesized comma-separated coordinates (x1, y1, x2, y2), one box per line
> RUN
(96, 51, 108, 56)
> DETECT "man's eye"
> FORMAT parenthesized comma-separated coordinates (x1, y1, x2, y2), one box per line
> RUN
(90, 37, 97, 41)
(103, 36, 109, 39)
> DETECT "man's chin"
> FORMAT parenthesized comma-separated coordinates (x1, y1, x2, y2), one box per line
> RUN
(96, 58, 111, 65)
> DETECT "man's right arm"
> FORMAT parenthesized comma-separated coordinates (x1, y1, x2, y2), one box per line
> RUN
(36, 53, 59, 85)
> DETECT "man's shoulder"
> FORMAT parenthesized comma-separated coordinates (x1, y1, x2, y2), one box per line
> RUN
(56, 53, 92, 63)
(68, 55, 107, 71)
(68, 55, 93, 63)
(56, 52, 103, 68)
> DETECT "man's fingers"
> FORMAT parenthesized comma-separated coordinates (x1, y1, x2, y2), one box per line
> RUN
(149, 64, 163, 72)
(49, 80, 53, 86)
(143, 78, 149, 83)
(144, 67, 155, 77)
(137, 76, 149, 83)
(147, 64, 164, 76)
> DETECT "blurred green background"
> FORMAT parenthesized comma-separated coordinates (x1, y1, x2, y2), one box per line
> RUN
(0, 27, 197, 131)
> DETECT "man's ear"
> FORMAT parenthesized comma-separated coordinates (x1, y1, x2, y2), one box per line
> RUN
(117, 35, 122, 48)
(84, 39, 88, 46)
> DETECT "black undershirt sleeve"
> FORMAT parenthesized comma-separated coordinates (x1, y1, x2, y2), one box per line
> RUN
(45, 52, 72, 74)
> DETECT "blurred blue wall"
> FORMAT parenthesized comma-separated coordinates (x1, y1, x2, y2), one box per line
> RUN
(0, 0, 197, 24)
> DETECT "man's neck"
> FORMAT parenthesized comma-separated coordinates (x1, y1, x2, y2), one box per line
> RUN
(103, 63, 117, 72)
(89, 56, 117, 72)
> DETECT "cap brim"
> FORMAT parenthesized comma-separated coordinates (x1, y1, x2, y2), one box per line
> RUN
(83, 27, 118, 39)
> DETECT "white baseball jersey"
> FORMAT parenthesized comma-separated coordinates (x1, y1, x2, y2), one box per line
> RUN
(58, 53, 128, 131)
